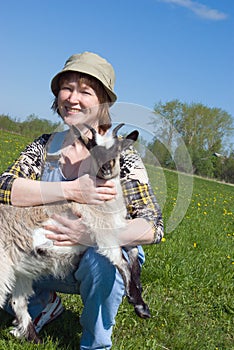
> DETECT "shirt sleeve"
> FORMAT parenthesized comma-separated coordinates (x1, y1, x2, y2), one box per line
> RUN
(0, 134, 50, 204)
(120, 146, 164, 244)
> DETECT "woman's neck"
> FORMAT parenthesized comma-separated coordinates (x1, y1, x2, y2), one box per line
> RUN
(60, 134, 91, 180)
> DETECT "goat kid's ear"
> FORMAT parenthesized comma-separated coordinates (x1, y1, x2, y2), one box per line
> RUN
(126, 130, 139, 142)
(121, 130, 139, 150)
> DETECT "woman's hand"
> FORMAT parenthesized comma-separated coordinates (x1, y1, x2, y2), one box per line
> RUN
(44, 215, 155, 248)
(44, 212, 93, 247)
(63, 174, 117, 204)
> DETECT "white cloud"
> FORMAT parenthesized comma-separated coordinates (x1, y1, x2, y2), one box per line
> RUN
(160, 0, 228, 20)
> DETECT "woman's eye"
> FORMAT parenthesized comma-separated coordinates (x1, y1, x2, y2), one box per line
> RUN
(82, 90, 92, 95)
(61, 86, 71, 91)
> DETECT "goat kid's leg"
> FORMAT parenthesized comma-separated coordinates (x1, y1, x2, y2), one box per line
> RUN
(127, 247, 151, 318)
(117, 255, 151, 319)
(99, 247, 150, 319)
(126, 247, 143, 292)
(0, 250, 15, 308)
(129, 258, 151, 319)
(10, 276, 41, 344)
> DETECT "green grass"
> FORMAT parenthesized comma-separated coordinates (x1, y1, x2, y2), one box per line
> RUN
(0, 130, 32, 173)
(0, 130, 233, 349)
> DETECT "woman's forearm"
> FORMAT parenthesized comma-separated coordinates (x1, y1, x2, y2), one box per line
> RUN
(10, 176, 117, 207)
(119, 218, 155, 246)
(11, 178, 67, 206)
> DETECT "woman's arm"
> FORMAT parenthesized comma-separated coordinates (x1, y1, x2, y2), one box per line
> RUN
(11, 175, 117, 206)
(11, 177, 67, 206)
(120, 147, 164, 244)
(43, 214, 154, 247)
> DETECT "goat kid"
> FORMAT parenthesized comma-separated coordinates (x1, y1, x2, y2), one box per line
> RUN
(0, 123, 150, 344)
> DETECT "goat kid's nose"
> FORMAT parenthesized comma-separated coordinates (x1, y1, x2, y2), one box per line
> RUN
(101, 163, 113, 176)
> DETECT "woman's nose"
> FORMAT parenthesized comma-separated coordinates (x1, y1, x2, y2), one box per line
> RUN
(68, 90, 81, 103)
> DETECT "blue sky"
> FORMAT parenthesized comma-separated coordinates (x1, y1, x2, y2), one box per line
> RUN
(0, 0, 233, 143)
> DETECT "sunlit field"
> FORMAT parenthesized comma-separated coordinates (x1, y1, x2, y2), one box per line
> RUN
(0, 130, 233, 349)
(0, 130, 32, 173)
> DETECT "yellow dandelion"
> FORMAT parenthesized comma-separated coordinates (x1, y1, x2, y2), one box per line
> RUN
(193, 242, 197, 248)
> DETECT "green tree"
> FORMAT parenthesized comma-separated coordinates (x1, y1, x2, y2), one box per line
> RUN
(150, 99, 183, 151)
(148, 138, 175, 169)
(222, 153, 234, 183)
(179, 103, 233, 154)
(150, 100, 234, 179)
(0, 113, 60, 138)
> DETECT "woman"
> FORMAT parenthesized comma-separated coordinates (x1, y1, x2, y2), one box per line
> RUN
(0, 52, 163, 350)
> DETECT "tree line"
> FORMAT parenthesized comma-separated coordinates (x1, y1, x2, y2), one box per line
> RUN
(148, 100, 234, 184)
(0, 114, 60, 139)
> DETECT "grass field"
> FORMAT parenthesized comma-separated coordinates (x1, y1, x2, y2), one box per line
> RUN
(0, 130, 233, 349)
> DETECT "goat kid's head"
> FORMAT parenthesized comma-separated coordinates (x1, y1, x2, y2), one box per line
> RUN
(71, 123, 139, 179)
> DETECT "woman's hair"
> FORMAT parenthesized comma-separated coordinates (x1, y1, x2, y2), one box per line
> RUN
(51, 72, 112, 133)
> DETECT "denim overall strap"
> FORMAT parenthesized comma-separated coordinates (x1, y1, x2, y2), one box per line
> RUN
(41, 130, 68, 182)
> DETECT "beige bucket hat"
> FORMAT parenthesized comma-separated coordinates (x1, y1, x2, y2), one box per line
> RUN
(51, 51, 117, 103)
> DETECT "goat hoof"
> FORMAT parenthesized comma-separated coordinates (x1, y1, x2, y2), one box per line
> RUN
(9, 327, 21, 339)
(32, 335, 42, 344)
(27, 333, 42, 344)
(10, 328, 42, 344)
(26, 323, 42, 344)
(134, 304, 151, 319)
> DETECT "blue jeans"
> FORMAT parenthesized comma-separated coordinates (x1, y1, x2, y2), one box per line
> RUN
(5, 247, 145, 350)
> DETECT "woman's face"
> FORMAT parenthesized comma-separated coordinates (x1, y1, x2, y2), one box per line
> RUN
(57, 72, 100, 128)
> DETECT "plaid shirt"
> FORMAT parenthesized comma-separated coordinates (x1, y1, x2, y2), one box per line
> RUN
(0, 134, 163, 244)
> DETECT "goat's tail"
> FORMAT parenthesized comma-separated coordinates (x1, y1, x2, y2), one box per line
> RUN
(0, 249, 15, 308)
